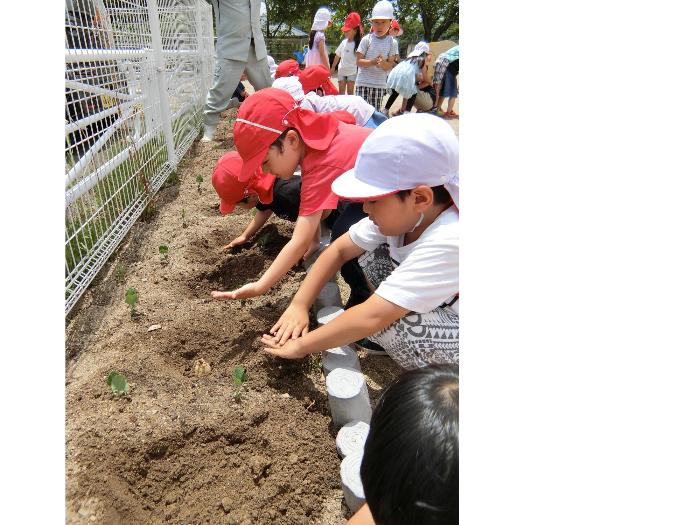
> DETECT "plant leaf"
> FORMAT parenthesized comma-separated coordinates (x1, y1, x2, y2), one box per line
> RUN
(107, 371, 129, 395)
(159, 245, 168, 255)
(232, 366, 247, 386)
(125, 287, 138, 307)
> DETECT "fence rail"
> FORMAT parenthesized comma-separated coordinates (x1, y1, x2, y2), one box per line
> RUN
(65, 0, 214, 314)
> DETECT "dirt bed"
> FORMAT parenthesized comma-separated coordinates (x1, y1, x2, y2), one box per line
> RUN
(65, 109, 402, 525)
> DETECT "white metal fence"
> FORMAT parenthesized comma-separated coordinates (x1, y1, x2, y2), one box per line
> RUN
(65, 0, 214, 314)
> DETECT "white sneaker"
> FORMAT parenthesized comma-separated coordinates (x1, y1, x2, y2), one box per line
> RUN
(200, 124, 216, 142)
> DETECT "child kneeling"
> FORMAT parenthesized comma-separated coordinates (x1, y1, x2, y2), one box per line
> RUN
(262, 113, 459, 369)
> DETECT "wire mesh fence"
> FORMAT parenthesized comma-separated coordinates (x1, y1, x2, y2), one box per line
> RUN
(65, 0, 214, 314)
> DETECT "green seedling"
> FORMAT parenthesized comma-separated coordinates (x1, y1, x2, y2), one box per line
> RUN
(125, 287, 138, 316)
(159, 245, 169, 262)
(107, 371, 129, 396)
(231, 366, 248, 402)
(115, 263, 126, 283)
(196, 174, 204, 193)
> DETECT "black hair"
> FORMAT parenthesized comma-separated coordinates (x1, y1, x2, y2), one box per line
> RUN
(408, 52, 428, 68)
(308, 29, 317, 50)
(270, 128, 294, 150)
(352, 27, 361, 49)
(396, 185, 453, 205)
(360, 364, 459, 525)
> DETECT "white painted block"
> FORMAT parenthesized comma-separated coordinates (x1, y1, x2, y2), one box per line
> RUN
(317, 305, 344, 325)
(336, 420, 370, 459)
(340, 452, 366, 513)
(323, 345, 360, 376)
(326, 368, 372, 427)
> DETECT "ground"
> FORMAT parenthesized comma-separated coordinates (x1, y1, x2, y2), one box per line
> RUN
(65, 106, 403, 524)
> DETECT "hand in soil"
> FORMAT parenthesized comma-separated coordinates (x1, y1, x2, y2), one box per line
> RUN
(269, 303, 309, 345)
(222, 235, 248, 251)
(211, 281, 265, 300)
(260, 333, 308, 359)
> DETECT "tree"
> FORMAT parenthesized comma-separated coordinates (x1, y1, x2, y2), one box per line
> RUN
(396, 0, 458, 42)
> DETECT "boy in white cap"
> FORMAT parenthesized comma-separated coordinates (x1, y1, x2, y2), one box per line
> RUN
(261, 113, 459, 370)
(354, 0, 400, 110)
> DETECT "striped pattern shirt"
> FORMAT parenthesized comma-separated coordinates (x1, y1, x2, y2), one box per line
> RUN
(355, 33, 399, 88)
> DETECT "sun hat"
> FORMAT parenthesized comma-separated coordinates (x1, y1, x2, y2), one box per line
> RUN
(272, 76, 305, 101)
(275, 59, 301, 79)
(407, 41, 430, 58)
(332, 113, 459, 209)
(298, 64, 339, 95)
(212, 152, 276, 214)
(234, 88, 341, 181)
(341, 12, 363, 33)
(311, 7, 332, 31)
(370, 0, 393, 20)
(390, 19, 403, 36)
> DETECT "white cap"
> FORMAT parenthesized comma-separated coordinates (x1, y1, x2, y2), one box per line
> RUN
(332, 113, 459, 209)
(371, 0, 394, 20)
(311, 7, 332, 31)
(271, 76, 304, 102)
(407, 41, 430, 58)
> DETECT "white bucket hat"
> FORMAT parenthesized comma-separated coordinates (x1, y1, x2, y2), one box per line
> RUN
(271, 76, 305, 102)
(332, 113, 459, 209)
(311, 7, 332, 31)
(407, 41, 430, 58)
(370, 0, 394, 20)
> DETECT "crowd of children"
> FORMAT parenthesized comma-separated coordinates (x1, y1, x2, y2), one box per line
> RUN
(203, 2, 459, 522)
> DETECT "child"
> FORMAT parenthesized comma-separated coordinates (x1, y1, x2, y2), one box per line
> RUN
(432, 45, 459, 119)
(273, 73, 388, 129)
(274, 58, 301, 79)
(212, 88, 374, 305)
(346, 364, 459, 525)
(388, 19, 403, 65)
(261, 113, 459, 370)
(331, 12, 363, 95)
(354, 1, 399, 110)
(383, 41, 431, 116)
(305, 7, 332, 71)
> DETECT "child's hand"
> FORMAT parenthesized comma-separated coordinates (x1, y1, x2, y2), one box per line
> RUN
(211, 281, 265, 300)
(374, 55, 383, 66)
(260, 334, 308, 359)
(222, 235, 248, 251)
(269, 303, 309, 346)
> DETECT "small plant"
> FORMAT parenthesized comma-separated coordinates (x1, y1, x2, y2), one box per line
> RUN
(196, 174, 204, 193)
(158, 245, 169, 262)
(107, 371, 129, 396)
(115, 263, 126, 283)
(231, 366, 248, 402)
(125, 287, 138, 317)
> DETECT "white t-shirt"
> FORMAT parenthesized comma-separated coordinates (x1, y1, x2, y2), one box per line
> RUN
(299, 92, 375, 126)
(305, 31, 327, 66)
(355, 33, 399, 88)
(335, 38, 358, 76)
(349, 206, 459, 314)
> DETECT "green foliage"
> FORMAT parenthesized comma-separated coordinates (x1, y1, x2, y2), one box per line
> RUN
(159, 244, 169, 261)
(125, 287, 138, 312)
(232, 366, 248, 401)
(115, 263, 126, 283)
(107, 371, 129, 396)
(196, 174, 204, 193)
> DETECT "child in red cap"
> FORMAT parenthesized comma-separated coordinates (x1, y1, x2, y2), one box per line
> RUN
(260, 113, 459, 370)
(331, 12, 363, 95)
(274, 58, 301, 79)
(210, 88, 374, 306)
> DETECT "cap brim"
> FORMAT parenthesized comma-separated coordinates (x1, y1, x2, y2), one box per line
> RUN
(219, 199, 235, 215)
(331, 168, 400, 201)
(238, 147, 268, 183)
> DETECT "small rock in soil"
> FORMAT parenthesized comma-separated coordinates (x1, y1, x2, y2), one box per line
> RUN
(148, 324, 162, 332)
(194, 358, 211, 376)
(220, 496, 233, 513)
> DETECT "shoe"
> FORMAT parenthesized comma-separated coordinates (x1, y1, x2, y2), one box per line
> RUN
(355, 338, 388, 355)
(444, 111, 459, 119)
(200, 123, 216, 142)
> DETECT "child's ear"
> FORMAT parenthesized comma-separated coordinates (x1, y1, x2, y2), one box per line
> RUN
(286, 130, 302, 149)
(412, 185, 434, 209)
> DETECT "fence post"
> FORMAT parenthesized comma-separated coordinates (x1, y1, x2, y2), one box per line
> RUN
(146, 0, 178, 169)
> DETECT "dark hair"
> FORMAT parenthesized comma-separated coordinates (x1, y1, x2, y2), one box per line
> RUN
(396, 185, 453, 205)
(352, 27, 361, 49)
(408, 53, 428, 68)
(308, 29, 317, 50)
(360, 364, 459, 525)
(270, 128, 294, 150)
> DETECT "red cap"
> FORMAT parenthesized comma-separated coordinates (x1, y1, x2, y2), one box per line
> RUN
(211, 152, 276, 214)
(341, 12, 363, 33)
(390, 20, 403, 36)
(328, 110, 356, 125)
(299, 65, 339, 96)
(275, 59, 301, 79)
(233, 88, 340, 180)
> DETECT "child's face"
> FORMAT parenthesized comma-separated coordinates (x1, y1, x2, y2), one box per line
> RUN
(237, 192, 259, 210)
(362, 193, 420, 236)
(261, 132, 303, 180)
(370, 19, 391, 37)
(343, 28, 356, 40)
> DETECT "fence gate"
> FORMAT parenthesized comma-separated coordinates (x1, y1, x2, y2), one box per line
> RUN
(65, 0, 214, 314)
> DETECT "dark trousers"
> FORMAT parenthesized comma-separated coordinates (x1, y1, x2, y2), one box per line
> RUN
(384, 89, 418, 112)
(330, 202, 372, 308)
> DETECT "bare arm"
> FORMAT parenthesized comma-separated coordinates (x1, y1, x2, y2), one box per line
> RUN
(223, 209, 273, 250)
(346, 504, 375, 525)
(330, 52, 341, 73)
(318, 39, 331, 71)
(212, 211, 322, 300)
(356, 51, 379, 68)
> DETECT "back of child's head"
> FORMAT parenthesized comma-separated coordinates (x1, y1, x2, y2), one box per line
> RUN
(361, 364, 459, 525)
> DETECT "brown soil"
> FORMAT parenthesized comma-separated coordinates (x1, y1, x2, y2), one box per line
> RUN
(65, 109, 403, 525)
